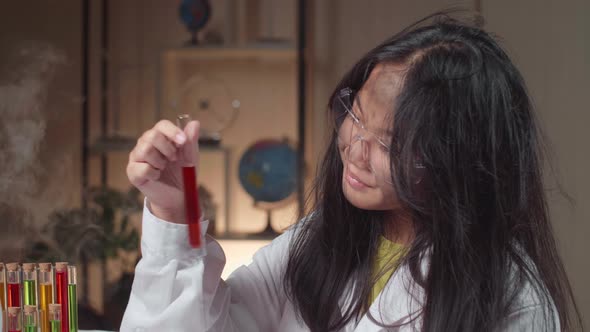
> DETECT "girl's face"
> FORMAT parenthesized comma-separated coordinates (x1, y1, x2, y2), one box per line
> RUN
(338, 64, 404, 211)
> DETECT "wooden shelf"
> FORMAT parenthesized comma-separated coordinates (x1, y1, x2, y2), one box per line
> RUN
(88, 136, 228, 154)
(162, 44, 296, 62)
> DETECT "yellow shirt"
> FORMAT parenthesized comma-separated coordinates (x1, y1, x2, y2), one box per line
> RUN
(368, 236, 406, 305)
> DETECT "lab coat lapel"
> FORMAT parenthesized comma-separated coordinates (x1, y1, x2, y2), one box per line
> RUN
(281, 261, 427, 332)
(352, 258, 428, 331)
(353, 263, 424, 331)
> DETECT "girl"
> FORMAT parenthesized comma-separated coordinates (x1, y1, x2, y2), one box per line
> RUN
(121, 14, 581, 331)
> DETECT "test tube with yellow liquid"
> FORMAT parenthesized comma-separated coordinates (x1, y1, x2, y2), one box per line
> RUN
(0, 263, 5, 311)
(38, 263, 53, 332)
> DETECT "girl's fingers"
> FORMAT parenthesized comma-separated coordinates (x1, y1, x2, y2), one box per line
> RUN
(154, 119, 187, 145)
(139, 129, 178, 162)
(130, 140, 168, 170)
(127, 161, 161, 187)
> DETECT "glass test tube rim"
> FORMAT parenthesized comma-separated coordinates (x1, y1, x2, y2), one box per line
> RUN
(48, 303, 61, 319)
(6, 263, 20, 283)
(7, 306, 22, 331)
(24, 304, 39, 329)
(49, 303, 61, 332)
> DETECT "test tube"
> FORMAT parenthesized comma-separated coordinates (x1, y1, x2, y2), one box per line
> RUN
(0, 263, 6, 322)
(1, 263, 5, 311)
(22, 306, 37, 332)
(1, 263, 5, 332)
(48, 305, 60, 332)
(7, 307, 20, 332)
(38, 263, 53, 332)
(67, 266, 77, 332)
(5, 264, 20, 308)
(54, 263, 68, 332)
(177, 114, 202, 248)
(21, 264, 36, 306)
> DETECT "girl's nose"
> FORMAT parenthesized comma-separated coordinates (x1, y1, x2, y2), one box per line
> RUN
(347, 135, 370, 168)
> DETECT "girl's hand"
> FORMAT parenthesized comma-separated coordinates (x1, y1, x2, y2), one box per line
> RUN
(126, 119, 200, 223)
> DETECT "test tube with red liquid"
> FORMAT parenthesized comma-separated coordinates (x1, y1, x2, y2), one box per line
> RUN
(6, 263, 20, 308)
(54, 263, 68, 332)
(177, 114, 202, 248)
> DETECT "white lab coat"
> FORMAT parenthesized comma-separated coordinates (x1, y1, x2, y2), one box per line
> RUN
(120, 203, 559, 331)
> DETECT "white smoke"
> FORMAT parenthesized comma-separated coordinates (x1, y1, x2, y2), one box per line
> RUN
(0, 42, 67, 257)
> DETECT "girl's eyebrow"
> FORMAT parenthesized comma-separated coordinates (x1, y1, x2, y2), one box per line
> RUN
(355, 93, 393, 137)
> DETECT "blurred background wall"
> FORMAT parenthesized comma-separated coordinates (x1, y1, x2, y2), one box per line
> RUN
(0, 0, 587, 328)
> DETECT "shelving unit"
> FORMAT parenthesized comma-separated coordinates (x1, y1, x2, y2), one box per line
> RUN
(162, 45, 296, 62)
(157, 44, 300, 239)
(78, 1, 309, 316)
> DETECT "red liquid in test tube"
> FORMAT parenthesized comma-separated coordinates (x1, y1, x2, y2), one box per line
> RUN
(177, 114, 202, 248)
(7, 283, 20, 307)
(183, 166, 202, 247)
(55, 262, 69, 332)
(6, 263, 21, 308)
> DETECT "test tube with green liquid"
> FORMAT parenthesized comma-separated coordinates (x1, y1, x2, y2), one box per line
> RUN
(22, 264, 37, 306)
(48, 304, 60, 332)
(67, 266, 77, 332)
(23, 305, 38, 332)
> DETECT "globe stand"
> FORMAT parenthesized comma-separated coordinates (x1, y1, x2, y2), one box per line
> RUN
(249, 208, 279, 239)
(189, 31, 199, 46)
(248, 202, 282, 239)
(263, 210, 280, 236)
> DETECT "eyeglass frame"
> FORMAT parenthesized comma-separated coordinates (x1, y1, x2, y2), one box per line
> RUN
(332, 87, 427, 185)
(332, 87, 393, 153)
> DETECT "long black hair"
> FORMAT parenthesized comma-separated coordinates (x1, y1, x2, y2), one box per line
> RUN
(284, 13, 582, 332)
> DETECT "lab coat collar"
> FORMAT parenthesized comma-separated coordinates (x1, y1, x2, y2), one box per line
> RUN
(338, 258, 428, 331)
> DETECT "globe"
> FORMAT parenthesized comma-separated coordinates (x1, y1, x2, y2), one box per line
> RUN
(178, 0, 211, 45)
(238, 138, 298, 236)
